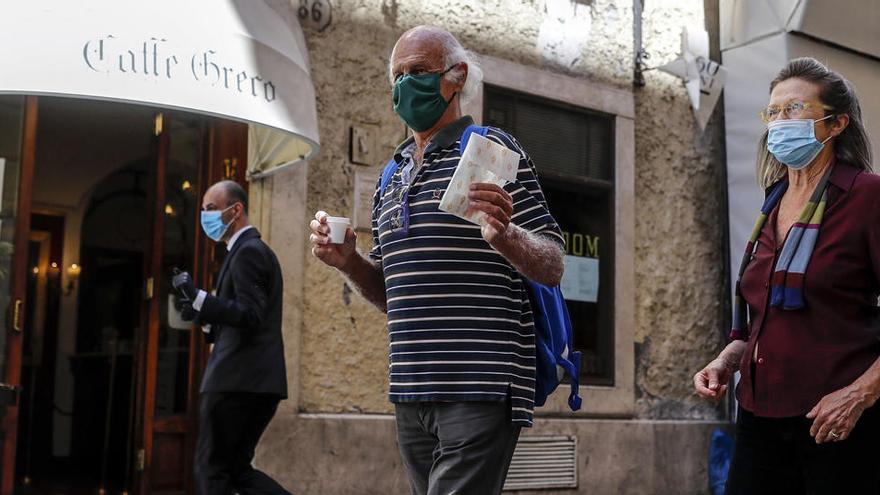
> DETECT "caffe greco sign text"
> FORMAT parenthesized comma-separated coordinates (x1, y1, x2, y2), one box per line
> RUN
(0, 0, 320, 158)
(83, 35, 277, 102)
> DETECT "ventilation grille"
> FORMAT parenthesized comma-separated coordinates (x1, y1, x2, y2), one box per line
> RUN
(503, 436, 578, 491)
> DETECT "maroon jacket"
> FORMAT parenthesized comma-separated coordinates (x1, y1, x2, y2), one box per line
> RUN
(736, 162, 880, 417)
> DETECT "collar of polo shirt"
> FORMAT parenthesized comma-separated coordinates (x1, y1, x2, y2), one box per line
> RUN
(393, 115, 475, 163)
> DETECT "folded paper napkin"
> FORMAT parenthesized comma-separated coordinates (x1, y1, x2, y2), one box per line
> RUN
(438, 133, 519, 225)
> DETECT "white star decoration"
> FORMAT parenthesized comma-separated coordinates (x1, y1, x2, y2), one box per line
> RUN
(658, 26, 728, 131)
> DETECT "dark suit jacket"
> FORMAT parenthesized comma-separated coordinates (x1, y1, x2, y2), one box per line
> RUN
(197, 227, 287, 398)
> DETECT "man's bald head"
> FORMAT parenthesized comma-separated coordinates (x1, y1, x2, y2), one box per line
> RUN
(388, 25, 482, 106)
(391, 26, 458, 65)
(206, 180, 248, 213)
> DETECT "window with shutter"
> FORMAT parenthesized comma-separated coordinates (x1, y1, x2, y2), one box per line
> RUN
(484, 85, 616, 386)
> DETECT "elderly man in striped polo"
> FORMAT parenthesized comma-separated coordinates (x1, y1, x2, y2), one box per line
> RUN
(309, 25, 565, 495)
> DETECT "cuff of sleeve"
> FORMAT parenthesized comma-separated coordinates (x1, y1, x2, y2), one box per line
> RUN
(193, 290, 207, 311)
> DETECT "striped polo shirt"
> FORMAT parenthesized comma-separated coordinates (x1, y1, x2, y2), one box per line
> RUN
(369, 116, 563, 426)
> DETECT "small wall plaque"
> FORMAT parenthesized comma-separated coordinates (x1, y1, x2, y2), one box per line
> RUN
(353, 168, 378, 231)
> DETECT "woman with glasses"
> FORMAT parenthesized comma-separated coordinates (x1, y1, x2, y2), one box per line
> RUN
(693, 57, 877, 494)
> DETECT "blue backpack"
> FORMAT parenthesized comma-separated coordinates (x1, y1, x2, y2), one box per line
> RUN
(380, 124, 583, 411)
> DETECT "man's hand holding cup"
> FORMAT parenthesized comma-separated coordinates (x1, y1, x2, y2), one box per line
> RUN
(310, 211, 355, 270)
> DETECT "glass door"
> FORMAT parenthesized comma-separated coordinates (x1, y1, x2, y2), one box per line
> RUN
(133, 112, 205, 494)
(0, 95, 38, 495)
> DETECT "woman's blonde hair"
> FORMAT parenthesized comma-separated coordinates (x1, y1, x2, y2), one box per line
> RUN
(757, 57, 873, 188)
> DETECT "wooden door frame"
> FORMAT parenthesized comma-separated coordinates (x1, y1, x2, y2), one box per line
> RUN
(1, 96, 38, 495)
(132, 110, 169, 495)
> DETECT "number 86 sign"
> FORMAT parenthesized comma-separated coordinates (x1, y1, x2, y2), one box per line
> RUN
(298, 0, 332, 32)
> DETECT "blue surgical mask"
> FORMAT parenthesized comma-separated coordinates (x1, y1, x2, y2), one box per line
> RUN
(200, 205, 234, 242)
(766, 115, 834, 169)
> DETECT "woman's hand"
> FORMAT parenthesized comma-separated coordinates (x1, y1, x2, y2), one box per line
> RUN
(694, 358, 735, 402)
(694, 341, 745, 402)
(807, 384, 876, 444)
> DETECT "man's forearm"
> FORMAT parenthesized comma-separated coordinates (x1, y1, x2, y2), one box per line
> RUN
(340, 253, 388, 312)
(492, 225, 564, 286)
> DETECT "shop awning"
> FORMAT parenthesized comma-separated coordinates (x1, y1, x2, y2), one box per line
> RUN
(0, 0, 320, 178)
(721, 0, 880, 58)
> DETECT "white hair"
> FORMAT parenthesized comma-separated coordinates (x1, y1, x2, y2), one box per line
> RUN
(388, 28, 483, 106)
(441, 36, 482, 106)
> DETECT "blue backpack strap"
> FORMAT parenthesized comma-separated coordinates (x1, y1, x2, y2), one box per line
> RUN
(460, 124, 489, 152)
(379, 157, 399, 196)
(564, 350, 582, 410)
(549, 284, 582, 411)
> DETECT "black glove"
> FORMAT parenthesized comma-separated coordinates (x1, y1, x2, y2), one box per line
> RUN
(172, 269, 199, 302)
(180, 302, 199, 322)
(173, 294, 199, 322)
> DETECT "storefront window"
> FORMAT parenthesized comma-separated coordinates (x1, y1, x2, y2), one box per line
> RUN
(484, 87, 616, 385)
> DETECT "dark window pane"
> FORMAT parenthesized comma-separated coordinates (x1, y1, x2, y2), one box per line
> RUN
(482, 86, 613, 181)
(484, 86, 615, 385)
(544, 182, 614, 386)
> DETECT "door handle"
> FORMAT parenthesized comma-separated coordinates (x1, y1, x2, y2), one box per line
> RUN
(12, 298, 23, 332)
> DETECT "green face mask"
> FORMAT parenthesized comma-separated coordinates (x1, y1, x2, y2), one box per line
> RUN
(392, 66, 457, 132)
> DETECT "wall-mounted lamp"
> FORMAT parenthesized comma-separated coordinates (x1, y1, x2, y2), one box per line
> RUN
(65, 263, 81, 296)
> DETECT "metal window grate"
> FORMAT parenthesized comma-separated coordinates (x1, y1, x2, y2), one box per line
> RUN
(503, 436, 578, 491)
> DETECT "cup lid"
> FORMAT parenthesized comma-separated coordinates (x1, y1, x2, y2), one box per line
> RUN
(326, 216, 350, 223)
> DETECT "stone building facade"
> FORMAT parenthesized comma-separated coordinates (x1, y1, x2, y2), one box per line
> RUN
(248, 0, 729, 493)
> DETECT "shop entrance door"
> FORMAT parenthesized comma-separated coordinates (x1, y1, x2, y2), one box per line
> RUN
(132, 114, 248, 495)
(0, 96, 249, 494)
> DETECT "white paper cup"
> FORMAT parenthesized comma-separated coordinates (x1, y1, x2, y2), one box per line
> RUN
(326, 216, 350, 244)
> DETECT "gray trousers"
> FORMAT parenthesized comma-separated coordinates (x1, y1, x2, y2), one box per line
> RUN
(394, 401, 521, 495)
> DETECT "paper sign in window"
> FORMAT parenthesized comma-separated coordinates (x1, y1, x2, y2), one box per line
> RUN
(561, 255, 599, 303)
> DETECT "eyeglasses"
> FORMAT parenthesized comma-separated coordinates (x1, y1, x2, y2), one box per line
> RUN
(392, 64, 458, 83)
(758, 101, 835, 124)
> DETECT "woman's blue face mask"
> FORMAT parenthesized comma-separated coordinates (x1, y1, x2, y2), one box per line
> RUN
(766, 115, 835, 170)
(200, 204, 234, 242)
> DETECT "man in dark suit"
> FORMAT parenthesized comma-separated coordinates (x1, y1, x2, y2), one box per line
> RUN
(172, 180, 291, 495)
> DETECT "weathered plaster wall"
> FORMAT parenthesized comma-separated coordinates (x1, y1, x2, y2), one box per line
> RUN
(632, 1, 728, 420)
(251, 164, 310, 415)
(289, 0, 727, 419)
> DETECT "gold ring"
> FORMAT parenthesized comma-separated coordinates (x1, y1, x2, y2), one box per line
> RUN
(830, 431, 841, 439)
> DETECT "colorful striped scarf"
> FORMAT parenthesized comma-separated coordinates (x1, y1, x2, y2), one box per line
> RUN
(730, 166, 833, 340)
